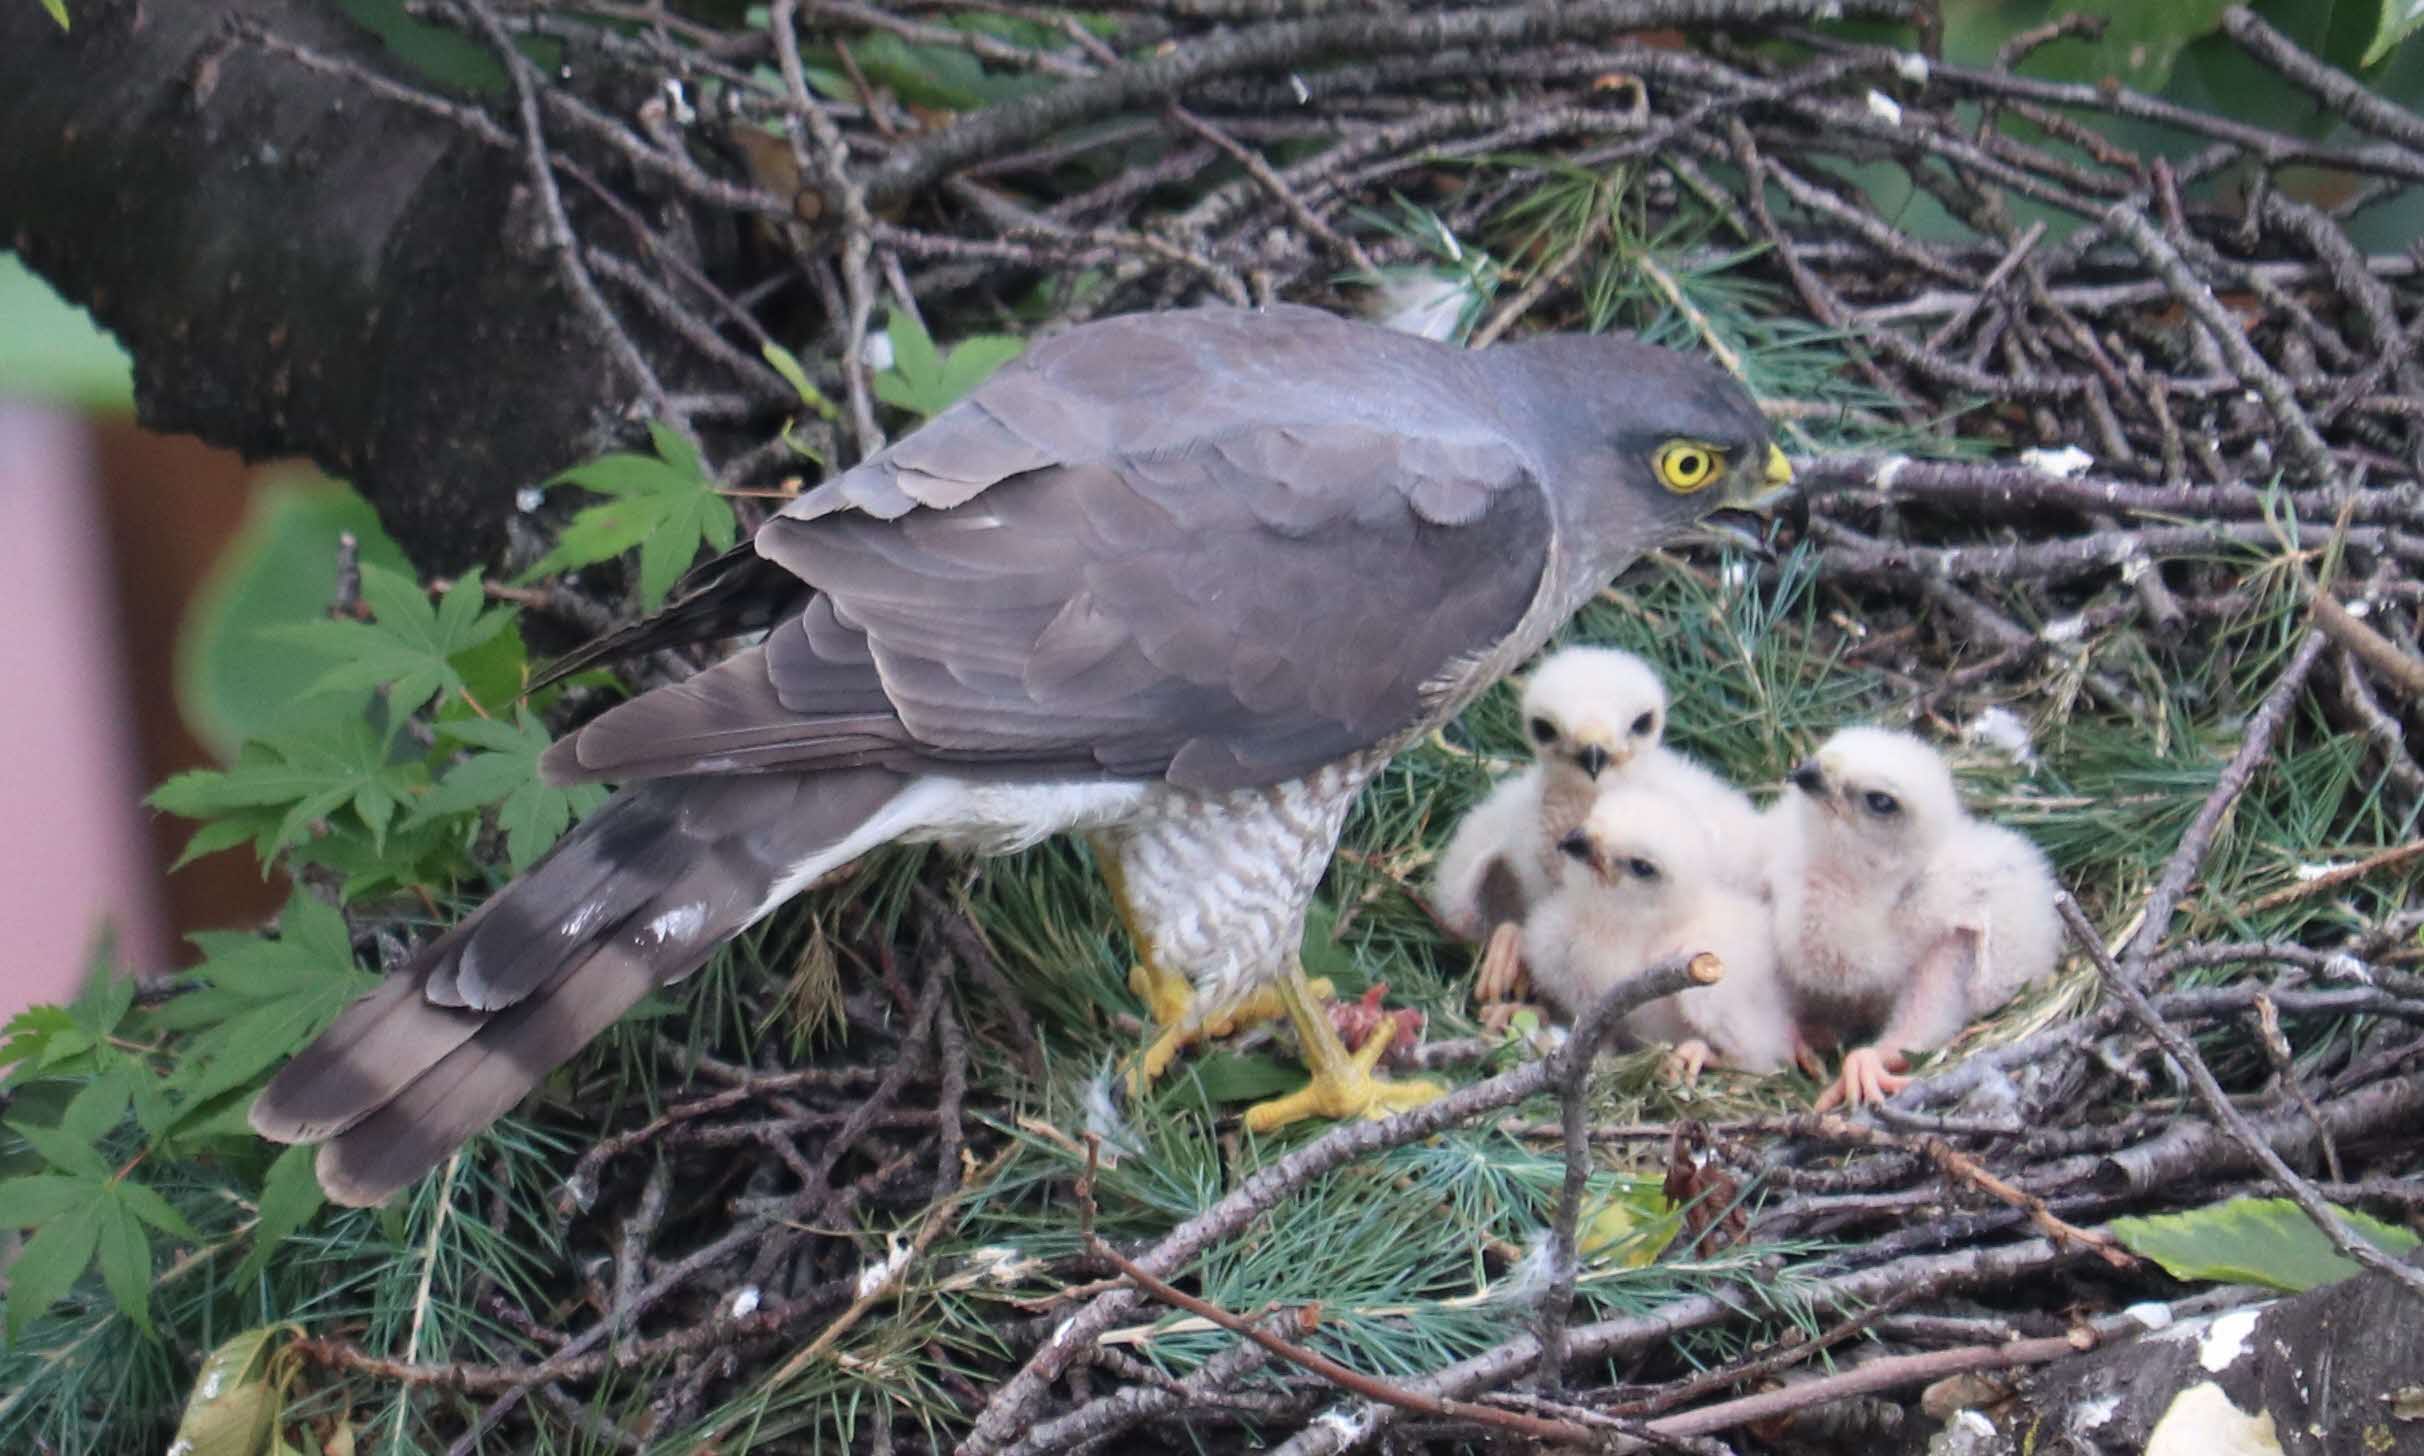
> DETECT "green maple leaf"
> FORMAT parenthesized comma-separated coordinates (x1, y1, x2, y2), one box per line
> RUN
(151, 714, 427, 859)
(414, 709, 609, 872)
(523, 422, 738, 608)
(262, 564, 514, 718)
(158, 889, 375, 1123)
(874, 310, 1024, 419)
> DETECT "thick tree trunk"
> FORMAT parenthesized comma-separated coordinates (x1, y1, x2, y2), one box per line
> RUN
(0, 0, 639, 570)
(1963, 1266, 2424, 1456)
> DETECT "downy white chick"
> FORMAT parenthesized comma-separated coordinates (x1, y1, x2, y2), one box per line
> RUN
(1433, 647, 1759, 948)
(1768, 726, 2061, 1111)
(1522, 786, 1795, 1079)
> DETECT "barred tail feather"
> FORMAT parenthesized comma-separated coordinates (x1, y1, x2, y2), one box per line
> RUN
(249, 766, 910, 1206)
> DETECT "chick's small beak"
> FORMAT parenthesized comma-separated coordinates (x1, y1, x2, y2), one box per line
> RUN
(1556, 829, 1594, 868)
(1575, 744, 1612, 780)
(1789, 760, 1826, 796)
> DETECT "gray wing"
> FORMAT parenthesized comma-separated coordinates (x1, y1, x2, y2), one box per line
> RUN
(546, 435, 1551, 794)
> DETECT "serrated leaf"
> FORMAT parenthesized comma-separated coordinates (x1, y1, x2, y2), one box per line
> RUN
(69, 936, 134, 1041)
(0, 1004, 79, 1074)
(166, 893, 374, 1119)
(875, 311, 1023, 418)
(416, 708, 606, 871)
(2364, 0, 2424, 65)
(114, 1178, 201, 1241)
(0, 1174, 94, 1228)
(762, 341, 840, 420)
(60, 1063, 133, 1144)
(261, 563, 511, 717)
(170, 813, 278, 873)
(524, 429, 737, 609)
(9, 1117, 111, 1180)
(41, 0, 69, 28)
(6, 1199, 102, 1339)
(236, 1145, 326, 1287)
(2109, 1195, 2423, 1293)
(152, 717, 424, 859)
(170, 1327, 290, 1456)
(93, 1195, 155, 1333)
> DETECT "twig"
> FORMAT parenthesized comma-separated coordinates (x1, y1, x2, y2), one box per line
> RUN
(1644, 1333, 2092, 1439)
(1542, 955, 1721, 1392)
(2120, 628, 2331, 982)
(2241, 839, 2424, 916)
(2311, 588, 2424, 707)
(1076, 1140, 1626, 1449)
(962, 956, 1712, 1454)
(2059, 893, 2424, 1302)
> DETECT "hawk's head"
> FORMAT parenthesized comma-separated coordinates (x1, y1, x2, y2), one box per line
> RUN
(1484, 332, 1795, 555)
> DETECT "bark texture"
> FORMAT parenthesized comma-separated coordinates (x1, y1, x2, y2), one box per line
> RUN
(0, 0, 639, 570)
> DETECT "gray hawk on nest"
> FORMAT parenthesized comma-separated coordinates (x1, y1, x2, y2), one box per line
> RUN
(250, 302, 1794, 1206)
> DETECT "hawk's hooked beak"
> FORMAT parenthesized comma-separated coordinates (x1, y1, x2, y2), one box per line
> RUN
(1697, 443, 1801, 558)
(1574, 744, 1612, 780)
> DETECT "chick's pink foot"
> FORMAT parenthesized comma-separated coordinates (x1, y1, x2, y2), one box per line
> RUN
(1812, 1046, 1910, 1112)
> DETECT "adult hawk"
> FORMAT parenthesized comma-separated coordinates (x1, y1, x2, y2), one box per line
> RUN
(251, 303, 1793, 1205)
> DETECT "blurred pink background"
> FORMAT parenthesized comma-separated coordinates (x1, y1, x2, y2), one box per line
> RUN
(0, 401, 283, 1022)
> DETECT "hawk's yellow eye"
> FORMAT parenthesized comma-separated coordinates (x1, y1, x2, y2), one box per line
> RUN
(1653, 440, 1724, 493)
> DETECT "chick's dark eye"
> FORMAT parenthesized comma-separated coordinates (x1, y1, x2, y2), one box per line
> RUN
(1628, 857, 1660, 880)
(1529, 716, 1558, 745)
(1863, 790, 1901, 817)
(1630, 712, 1656, 737)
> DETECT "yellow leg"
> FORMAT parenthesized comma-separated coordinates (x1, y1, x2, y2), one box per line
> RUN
(1243, 962, 1444, 1133)
(1127, 960, 1332, 1092)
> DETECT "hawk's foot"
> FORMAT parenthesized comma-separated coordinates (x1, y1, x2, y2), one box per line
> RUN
(1128, 960, 1195, 1029)
(1125, 961, 1332, 1094)
(1244, 965, 1442, 1133)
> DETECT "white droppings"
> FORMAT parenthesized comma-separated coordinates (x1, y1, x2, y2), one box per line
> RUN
(1050, 1317, 1076, 1348)
(1865, 88, 1903, 125)
(855, 1237, 912, 1301)
(1491, 1231, 1559, 1307)
(1313, 1408, 1377, 1444)
(1895, 51, 1931, 84)
(515, 486, 546, 513)
(2199, 1307, 2261, 1371)
(861, 329, 896, 372)
(1721, 558, 1752, 593)
(2323, 952, 2373, 984)
(2041, 615, 2087, 645)
(2073, 1392, 2121, 1430)
(2021, 444, 2096, 478)
(2347, 597, 2375, 619)
(646, 902, 709, 944)
(662, 78, 696, 126)
(1873, 454, 1912, 491)
(2295, 861, 2348, 883)
(1288, 72, 1311, 104)
(199, 1371, 224, 1401)
(2147, 1382, 2282, 1456)
(1963, 706, 2037, 767)
(1366, 272, 1477, 342)
(731, 1284, 762, 1318)
(2124, 1300, 2176, 1332)
(1955, 1409, 1995, 1437)
(1082, 1065, 1145, 1163)
(168, 1443, 195, 1456)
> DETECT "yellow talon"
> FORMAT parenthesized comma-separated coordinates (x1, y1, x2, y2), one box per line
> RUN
(1242, 963, 1445, 1133)
(1127, 960, 1196, 1029)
